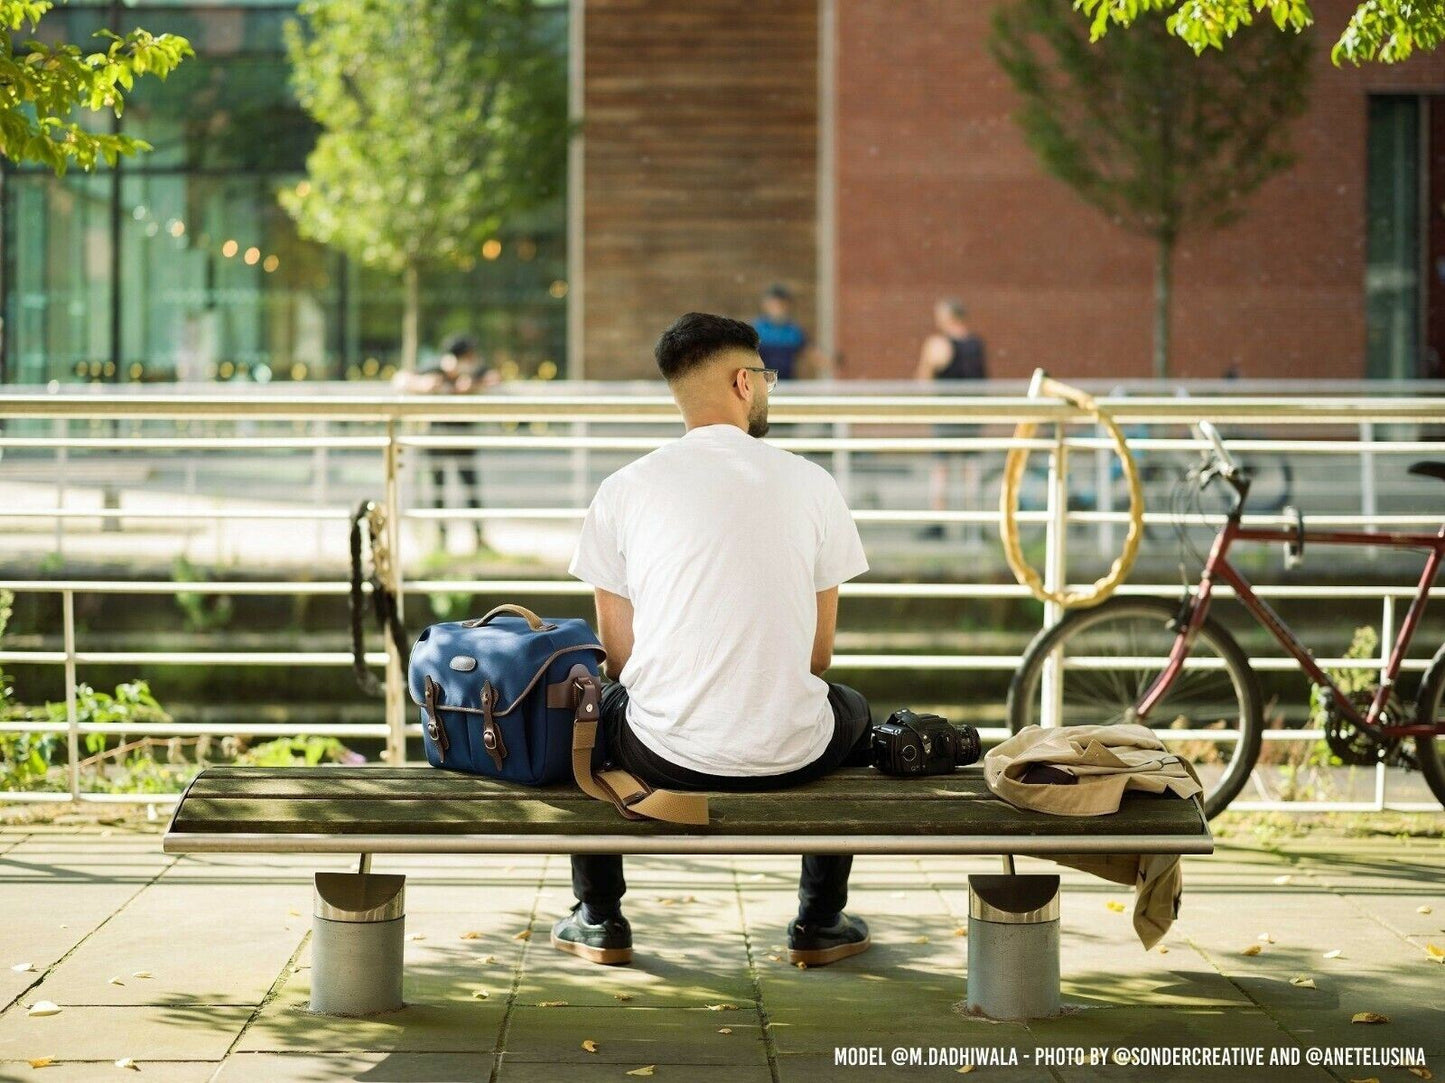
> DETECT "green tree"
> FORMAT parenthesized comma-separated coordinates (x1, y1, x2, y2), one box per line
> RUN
(1075, 0, 1445, 66)
(281, 0, 569, 371)
(0, 0, 190, 174)
(991, 2, 1311, 378)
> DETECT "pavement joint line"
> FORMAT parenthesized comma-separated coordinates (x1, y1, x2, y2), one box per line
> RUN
(1284, 846, 1445, 964)
(0, 843, 179, 1017)
(489, 853, 549, 1083)
(214, 922, 312, 1074)
(732, 862, 780, 1083)
(1179, 929, 1314, 1067)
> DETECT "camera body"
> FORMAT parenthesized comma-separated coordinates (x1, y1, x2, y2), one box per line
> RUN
(869, 708, 981, 777)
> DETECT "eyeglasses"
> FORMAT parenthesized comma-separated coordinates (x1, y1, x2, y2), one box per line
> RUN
(741, 366, 779, 390)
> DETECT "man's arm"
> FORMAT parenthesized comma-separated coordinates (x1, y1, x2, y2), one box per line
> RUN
(594, 586, 634, 681)
(914, 334, 950, 381)
(812, 586, 838, 677)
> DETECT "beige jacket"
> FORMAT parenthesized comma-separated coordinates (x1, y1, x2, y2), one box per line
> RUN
(983, 724, 1204, 949)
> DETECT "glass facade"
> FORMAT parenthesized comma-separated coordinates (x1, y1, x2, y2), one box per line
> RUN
(1, 1, 568, 386)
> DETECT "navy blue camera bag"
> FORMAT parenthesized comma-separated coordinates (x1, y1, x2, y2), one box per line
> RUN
(408, 604, 707, 824)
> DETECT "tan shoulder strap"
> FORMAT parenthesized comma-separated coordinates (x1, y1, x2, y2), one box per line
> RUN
(568, 672, 709, 826)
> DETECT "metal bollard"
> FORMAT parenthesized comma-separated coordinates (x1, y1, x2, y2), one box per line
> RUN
(310, 872, 406, 1016)
(966, 873, 1061, 1021)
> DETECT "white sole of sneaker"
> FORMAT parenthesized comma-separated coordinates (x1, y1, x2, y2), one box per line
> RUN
(550, 931, 633, 966)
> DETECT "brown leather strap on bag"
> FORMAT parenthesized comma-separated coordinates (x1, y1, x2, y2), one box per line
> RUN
(568, 671, 709, 826)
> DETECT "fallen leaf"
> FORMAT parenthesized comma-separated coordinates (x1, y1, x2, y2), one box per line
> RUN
(1426, 943, 1445, 962)
(482, 956, 498, 965)
(471, 990, 489, 1000)
(613, 993, 634, 1002)
(1407, 1067, 1432, 1080)
(625, 1067, 656, 1077)
(957, 1068, 976, 1076)
(27, 1001, 61, 1017)
(131, 972, 151, 979)
(1347, 1077, 1381, 1083)
(766, 954, 782, 962)
(795, 961, 808, 969)
(407, 934, 426, 942)
(1324, 949, 1343, 959)
(11, 962, 35, 973)
(1272, 874, 1293, 886)
(912, 936, 930, 944)
(581, 1039, 598, 1054)
(1257, 932, 1275, 943)
(107, 976, 124, 986)
(1157, 947, 1169, 955)
(1418, 905, 1433, 915)
(1351, 1011, 1389, 1025)
(287, 909, 300, 917)
(953, 927, 968, 937)
(1289, 977, 1316, 989)
(459, 932, 484, 940)
(115, 1058, 140, 1071)
(536, 1000, 567, 1008)
(1241, 944, 1262, 957)
(27, 1058, 53, 1069)
(513, 930, 531, 942)
(682, 895, 696, 903)
(706, 1003, 739, 1011)
(717, 1027, 732, 1035)
(1105, 900, 1125, 913)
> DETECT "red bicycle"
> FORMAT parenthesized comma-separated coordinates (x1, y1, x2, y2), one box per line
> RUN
(1007, 422, 1445, 817)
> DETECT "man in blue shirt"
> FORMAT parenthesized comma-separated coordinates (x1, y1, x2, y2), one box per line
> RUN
(752, 284, 828, 380)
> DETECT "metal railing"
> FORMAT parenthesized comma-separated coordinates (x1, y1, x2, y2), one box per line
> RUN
(2, 384, 1444, 813)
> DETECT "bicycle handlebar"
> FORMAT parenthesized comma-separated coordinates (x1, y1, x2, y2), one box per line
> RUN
(1196, 420, 1238, 477)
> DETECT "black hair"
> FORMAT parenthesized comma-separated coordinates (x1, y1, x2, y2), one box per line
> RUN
(763, 283, 793, 301)
(654, 312, 760, 381)
(443, 334, 478, 359)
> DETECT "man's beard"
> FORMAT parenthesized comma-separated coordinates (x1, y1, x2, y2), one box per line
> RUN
(747, 400, 769, 438)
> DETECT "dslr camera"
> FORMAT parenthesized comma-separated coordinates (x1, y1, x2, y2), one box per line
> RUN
(870, 709, 981, 777)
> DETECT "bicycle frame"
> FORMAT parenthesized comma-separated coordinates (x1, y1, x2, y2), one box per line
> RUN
(1136, 519, 1445, 739)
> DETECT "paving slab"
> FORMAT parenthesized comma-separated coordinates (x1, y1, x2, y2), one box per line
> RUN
(235, 982, 506, 1054)
(0, 1004, 252, 1062)
(499, 1058, 771, 1082)
(0, 1059, 219, 1081)
(501, 1005, 769, 1065)
(214, 1051, 496, 1081)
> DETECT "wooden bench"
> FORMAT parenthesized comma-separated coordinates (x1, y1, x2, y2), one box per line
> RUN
(163, 764, 1212, 1019)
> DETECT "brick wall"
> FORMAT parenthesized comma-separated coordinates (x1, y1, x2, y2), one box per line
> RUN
(581, 0, 818, 379)
(833, 0, 1445, 380)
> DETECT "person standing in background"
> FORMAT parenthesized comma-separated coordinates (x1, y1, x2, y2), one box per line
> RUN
(393, 335, 499, 552)
(914, 299, 987, 541)
(752, 284, 830, 381)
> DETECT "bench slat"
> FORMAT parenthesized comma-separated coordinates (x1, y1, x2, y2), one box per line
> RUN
(168, 767, 1207, 839)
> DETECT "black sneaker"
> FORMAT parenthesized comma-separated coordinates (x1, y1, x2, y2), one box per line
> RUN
(551, 903, 633, 965)
(787, 911, 871, 966)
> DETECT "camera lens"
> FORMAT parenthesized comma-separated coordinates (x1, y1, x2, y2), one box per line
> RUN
(901, 744, 919, 762)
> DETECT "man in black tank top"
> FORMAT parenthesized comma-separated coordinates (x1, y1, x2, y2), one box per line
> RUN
(914, 299, 987, 541)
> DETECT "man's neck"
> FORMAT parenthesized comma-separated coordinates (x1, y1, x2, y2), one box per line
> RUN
(683, 417, 746, 434)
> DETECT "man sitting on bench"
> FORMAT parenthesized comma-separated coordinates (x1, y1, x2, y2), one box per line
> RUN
(554, 311, 875, 967)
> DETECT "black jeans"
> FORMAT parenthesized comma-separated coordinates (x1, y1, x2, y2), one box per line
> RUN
(570, 680, 874, 924)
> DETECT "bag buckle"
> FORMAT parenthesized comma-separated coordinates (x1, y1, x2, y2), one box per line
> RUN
(423, 675, 449, 759)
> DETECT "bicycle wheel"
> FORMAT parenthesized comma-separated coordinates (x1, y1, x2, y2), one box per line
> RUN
(1410, 644, 1445, 808)
(1006, 596, 1264, 819)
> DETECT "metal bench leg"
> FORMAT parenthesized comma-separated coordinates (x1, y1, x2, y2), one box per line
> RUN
(310, 869, 406, 1016)
(966, 873, 1061, 1021)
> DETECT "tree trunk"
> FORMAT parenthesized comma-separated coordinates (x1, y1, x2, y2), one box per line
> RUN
(1152, 233, 1174, 381)
(401, 264, 420, 372)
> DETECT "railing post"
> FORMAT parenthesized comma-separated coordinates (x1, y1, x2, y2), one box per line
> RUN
(832, 419, 852, 504)
(570, 419, 589, 513)
(383, 419, 407, 766)
(63, 589, 79, 800)
(1376, 592, 1394, 812)
(1040, 423, 1068, 728)
(312, 420, 329, 565)
(53, 418, 66, 559)
(1095, 439, 1113, 558)
(1361, 421, 1377, 560)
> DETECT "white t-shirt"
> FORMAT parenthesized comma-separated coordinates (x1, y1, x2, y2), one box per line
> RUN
(568, 423, 869, 775)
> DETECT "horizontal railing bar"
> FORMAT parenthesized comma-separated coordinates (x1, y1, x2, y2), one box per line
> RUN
(0, 437, 388, 450)
(0, 579, 1437, 601)
(4, 508, 357, 521)
(0, 722, 391, 737)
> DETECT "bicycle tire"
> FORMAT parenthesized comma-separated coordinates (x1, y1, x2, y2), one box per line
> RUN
(1006, 596, 1264, 819)
(1411, 643, 1445, 808)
